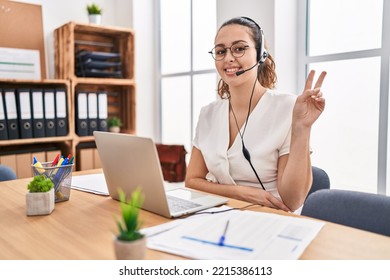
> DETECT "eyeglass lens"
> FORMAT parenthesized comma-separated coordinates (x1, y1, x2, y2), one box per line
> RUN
(210, 43, 249, 60)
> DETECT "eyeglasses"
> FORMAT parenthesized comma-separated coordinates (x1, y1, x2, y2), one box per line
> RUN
(208, 43, 254, 61)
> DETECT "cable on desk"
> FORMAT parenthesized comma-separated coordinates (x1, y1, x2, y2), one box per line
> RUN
(177, 203, 260, 219)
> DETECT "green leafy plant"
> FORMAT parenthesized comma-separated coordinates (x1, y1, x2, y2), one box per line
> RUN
(116, 188, 144, 242)
(108, 117, 123, 128)
(86, 3, 102, 15)
(27, 175, 54, 193)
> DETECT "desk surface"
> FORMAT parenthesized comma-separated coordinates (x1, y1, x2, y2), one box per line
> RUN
(1, 170, 390, 260)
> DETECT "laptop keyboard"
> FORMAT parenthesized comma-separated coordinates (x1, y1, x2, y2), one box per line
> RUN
(167, 195, 202, 213)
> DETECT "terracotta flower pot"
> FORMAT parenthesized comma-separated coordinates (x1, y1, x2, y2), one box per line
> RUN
(113, 237, 146, 260)
(26, 188, 55, 216)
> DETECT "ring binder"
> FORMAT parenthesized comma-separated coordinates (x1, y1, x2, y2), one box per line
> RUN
(97, 92, 108, 132)
(0, 90, 9, 140)
(76, 92, 88, 136)
(87, 92, 98, 135)
(55, 88, 68, 136)
(3, 89, 20, 139)
(43, 89, 56, 137)
(16, 88, 33, 139)
(31, 89, 46, 138)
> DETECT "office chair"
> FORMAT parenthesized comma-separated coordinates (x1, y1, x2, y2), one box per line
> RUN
(0, 165, 17, 181)
(308, 166, 330, 197)
(302, 189, 390, 236)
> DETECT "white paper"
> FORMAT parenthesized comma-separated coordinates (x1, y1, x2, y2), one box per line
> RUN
(143, 208, 325, 260)
(71, 173, 109, 195)
(0, 47, 41, 79)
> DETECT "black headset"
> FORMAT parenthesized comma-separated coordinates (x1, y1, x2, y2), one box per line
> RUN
(241, 16, 268, 64)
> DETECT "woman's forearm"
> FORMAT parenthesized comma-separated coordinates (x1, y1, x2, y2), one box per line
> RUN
(278, 125, 313, 210)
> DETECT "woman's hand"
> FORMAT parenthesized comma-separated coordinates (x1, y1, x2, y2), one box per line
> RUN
(239, 185, 291, 212)
(293, 70, 327, 128)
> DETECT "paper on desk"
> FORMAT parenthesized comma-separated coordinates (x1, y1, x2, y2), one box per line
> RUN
(71, 173, 109, 195)
(143, 209, 325, 260)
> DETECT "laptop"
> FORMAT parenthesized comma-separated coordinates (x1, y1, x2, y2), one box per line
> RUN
(94, 131, 228, 218)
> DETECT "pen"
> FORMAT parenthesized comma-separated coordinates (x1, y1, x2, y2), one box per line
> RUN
(32, 157, 45, 174)
(218, 220, 230, 246)
(52, 156, 64, 176)
(61, 157, 69, 166)
(57, 156, 64, 167)
(51, 154, 60, 167)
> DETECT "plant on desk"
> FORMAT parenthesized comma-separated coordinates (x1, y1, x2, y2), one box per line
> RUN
(113, 187, 146, 260)
(108, 117, 123, 133)
(26, 175, 55, 216)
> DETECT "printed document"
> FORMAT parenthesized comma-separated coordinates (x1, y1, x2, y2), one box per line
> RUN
(71, 173, 109, 195)
(142, 207, 325, 259)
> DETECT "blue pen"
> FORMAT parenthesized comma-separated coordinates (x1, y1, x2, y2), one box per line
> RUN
(218, 220, 230, 246)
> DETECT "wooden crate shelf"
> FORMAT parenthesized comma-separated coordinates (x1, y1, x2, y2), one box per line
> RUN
(55, 22, 135, 80)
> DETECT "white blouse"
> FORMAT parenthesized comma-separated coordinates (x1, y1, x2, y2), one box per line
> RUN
(193, 90, 297, 199)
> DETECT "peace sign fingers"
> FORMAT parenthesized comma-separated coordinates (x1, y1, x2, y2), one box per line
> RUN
(305, 70, 327, 91)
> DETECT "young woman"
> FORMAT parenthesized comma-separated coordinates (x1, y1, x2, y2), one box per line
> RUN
(185, 17, 326, 212)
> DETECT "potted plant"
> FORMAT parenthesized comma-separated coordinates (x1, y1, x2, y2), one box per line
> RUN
(108, 116, 123, 133)
(113, 188, 146, 260)
(86, 3, 102, 25)
(26, 175, 55, 216)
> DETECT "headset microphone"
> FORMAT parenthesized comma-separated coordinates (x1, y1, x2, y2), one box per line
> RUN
(236, 61, 259, 76)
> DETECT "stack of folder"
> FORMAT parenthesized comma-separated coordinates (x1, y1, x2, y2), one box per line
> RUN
(75, 91, 108, 136)
(75, 50, 122, 78)
(0, 88, 68, 140)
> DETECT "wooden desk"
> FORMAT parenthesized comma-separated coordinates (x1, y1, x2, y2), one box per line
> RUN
(1, 170, 390, 260)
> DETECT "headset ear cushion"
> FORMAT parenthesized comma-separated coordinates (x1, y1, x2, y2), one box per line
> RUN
(260, 49, 268, 64)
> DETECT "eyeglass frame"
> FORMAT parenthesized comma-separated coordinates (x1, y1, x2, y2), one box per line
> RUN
(208, 42, 257, 61)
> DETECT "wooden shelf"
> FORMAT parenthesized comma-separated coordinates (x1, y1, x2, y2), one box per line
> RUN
(55, 21, 135, 81)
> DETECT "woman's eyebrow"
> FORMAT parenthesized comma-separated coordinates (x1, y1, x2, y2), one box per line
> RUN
(214, 40, 248, 47)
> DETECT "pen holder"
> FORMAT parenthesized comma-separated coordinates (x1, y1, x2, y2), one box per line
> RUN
(31, 162, 74, 203)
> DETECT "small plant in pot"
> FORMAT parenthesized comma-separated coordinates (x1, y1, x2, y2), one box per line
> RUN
(86, 3, 102, 24)
(114, 187, 146, 259)
(26, 175, 55, 216)
(108, 117, 123, 133)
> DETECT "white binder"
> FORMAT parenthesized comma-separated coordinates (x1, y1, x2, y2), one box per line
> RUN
(97, 92, 108, 131)
(31, 89, 45, 138)
(76, 92, 88, 136)
(17, 89, 33, 138)
(55, 89, 68, 136)
(44, 89, 56, 137)
(87, 92, 98, 135)
(4, 89, 19, 139)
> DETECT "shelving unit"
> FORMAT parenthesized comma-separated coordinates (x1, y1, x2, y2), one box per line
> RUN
(0, 22, 136, 177)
